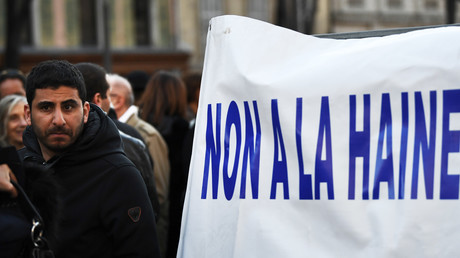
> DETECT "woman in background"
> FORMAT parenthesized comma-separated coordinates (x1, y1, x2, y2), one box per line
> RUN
(182, 71, 201, 122)
(0, 95, 28, 149)
(138, 70, 190, 258)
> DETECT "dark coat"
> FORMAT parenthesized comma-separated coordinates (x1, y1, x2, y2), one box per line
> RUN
(149, 114, 189, 258)
(119, 130, 160, 221)
(19, 104, 160, 258)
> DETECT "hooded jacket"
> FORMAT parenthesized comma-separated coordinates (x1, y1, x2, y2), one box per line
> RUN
(19, 104, 160, 257)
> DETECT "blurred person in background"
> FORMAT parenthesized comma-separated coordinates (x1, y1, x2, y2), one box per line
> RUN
(0, 95, 28, 149)
(76, 62, 160, 221)
(126, 70, 150, 105)
(181, 71, 202, 122)
(107, 73, 171, 258)
(0, 69, 26, 99)
(74, 63, 145, 143)
(138, 70, 189, 258)
(180, 72, 202, 186)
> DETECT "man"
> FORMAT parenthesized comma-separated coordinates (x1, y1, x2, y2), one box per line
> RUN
(73, 63, 145, 142)
(19, 60, 160, 257)
(0, 69, 26, 99)
(75, 62, 160, 220)
(107, 73, 170, 257)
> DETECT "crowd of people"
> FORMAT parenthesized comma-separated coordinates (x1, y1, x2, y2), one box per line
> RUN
(0, 60, 201, 258)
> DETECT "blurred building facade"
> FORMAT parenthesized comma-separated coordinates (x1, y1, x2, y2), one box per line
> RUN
(180, 0, 458, 70)
(331, 0, 453, 33)
(0, 0, 458, 73)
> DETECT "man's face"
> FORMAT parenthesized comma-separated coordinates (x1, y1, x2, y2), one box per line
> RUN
(0, 78, 25, 99)
(108, 84, 121, 107)
(25, 86, 89, 161)
(108, 84, 126, 118)
(100, 87, 111, 113)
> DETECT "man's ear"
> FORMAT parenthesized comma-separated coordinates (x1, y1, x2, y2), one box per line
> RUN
(83, 101, 90, 123)
(24, 104, 32, 126)
(92, 93, 102, 106)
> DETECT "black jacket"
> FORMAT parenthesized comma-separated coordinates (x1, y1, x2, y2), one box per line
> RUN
(19, 104, 160, 257)
(148, 114, 189, 258)
(119, 130, 160, 221)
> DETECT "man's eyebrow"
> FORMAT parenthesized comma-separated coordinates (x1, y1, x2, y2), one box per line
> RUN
(36, 101, 54, 107)
(36, 99, 80, 107)
(62, 99, 79, 105)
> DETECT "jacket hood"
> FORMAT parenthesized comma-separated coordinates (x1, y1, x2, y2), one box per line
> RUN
(22, 104, 124, 166)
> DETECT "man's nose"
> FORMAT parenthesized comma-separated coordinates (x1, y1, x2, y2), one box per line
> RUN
(52, 108, 66, 126)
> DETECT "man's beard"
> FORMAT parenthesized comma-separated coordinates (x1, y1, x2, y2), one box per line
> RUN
(31, 115, 85, 154)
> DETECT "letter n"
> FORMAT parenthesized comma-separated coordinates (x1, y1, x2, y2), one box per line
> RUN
(411, 91, 436, 199)
(240, 101, 261, 199)
(201, 104, 222, 199)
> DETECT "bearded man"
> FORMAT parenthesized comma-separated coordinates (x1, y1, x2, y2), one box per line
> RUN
(19, 60, 160, 257)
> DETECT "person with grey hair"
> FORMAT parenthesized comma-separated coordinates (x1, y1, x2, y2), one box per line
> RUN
(0, 95, 27, 149)
(107, 73, 171, 258)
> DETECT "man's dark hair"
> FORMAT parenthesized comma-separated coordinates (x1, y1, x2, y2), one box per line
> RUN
(25, 60, 86, 105)
(75, 62, 109, 102)
(0, 69, 26, 85)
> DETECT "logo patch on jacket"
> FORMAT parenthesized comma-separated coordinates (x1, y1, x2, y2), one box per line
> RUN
(128, 207, 142, 222)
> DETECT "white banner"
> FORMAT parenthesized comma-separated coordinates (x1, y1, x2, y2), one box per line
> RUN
(178, 15, 460, 258)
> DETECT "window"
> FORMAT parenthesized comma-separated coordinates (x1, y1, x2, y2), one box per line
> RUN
(37, 0, 81, 48)
(0, 0, 178, 49)
(109, 0, 135, 48)
(151, 0, 175, 48)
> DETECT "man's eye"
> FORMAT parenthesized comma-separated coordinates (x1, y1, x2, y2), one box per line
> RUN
(40, 105, 51, 111)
